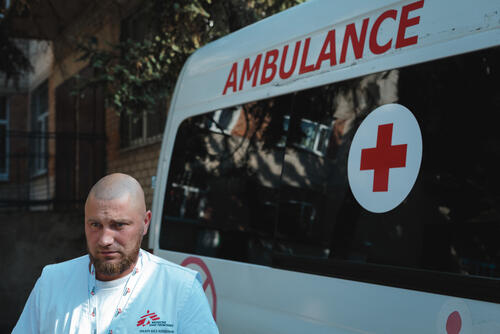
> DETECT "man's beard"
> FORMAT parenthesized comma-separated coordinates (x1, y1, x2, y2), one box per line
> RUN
(89, 238, 142, 277)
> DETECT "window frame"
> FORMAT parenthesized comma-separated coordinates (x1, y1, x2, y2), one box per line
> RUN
(297, 118, 332, 156)
(121, 110, 164, 149)
(31, 81, 48, 177)
(0, 96, 9, 181)
(209, 108, 242, 135)
(278, 115, 332, 156)
(0, 0, 11, 19)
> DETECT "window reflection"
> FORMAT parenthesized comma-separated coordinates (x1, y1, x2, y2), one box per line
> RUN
(275, 47, 500, 280)
(161, 96, 292, 265)
(161, 46, 500, 281)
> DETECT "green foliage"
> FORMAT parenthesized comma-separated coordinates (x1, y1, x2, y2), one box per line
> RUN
(0, 1, 34, 86)
(75, 0, 304, 118)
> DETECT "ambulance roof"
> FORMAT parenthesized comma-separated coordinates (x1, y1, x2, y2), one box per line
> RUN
(171, 0, 500, 123)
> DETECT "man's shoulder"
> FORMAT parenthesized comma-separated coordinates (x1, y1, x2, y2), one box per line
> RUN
(40, 254, 88, 279)
(141, 249, 200, 283)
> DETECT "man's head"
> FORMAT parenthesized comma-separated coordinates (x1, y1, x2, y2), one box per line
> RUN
(84, 173, 151, 281)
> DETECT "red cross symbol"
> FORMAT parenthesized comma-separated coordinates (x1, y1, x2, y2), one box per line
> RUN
(360, 123, 407, 192)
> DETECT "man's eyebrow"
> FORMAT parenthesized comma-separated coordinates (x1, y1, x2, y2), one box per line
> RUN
(110, 219, 134, 224)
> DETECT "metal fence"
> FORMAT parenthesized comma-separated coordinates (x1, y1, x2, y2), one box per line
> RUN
(0, 130, 105, 210)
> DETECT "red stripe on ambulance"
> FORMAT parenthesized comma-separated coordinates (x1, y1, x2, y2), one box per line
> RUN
(222, 0, 424, 95)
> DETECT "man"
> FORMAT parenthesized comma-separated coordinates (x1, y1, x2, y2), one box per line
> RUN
(13, 173, 219, 334)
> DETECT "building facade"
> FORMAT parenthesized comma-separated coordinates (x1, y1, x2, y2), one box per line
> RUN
(1, 0, 164, 209)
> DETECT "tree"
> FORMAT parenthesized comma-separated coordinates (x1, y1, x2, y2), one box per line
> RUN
(75, 0, 304, 118)
(0, 0, 33, 86)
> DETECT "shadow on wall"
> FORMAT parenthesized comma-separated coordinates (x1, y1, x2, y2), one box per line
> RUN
(0, 211, 87, 332)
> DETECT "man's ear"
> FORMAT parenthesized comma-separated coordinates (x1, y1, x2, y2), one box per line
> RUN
(143, 210, 152, 236)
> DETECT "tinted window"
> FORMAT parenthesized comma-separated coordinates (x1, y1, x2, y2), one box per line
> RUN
(160, 47, 500, 298)
(0, 96, 6, 119)
(0, 123, 6, 174)
(161, 96, 293, 265)
(1, 97, 7, 177)
(274, 47, 500, 281)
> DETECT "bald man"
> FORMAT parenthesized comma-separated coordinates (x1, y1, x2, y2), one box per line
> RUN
(13, 173, 219, 334)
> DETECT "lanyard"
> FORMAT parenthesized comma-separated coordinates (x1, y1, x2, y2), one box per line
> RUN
(88, 251, 144, 334)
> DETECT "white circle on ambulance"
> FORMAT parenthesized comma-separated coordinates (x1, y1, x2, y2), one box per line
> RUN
(347, 103, 422, 213)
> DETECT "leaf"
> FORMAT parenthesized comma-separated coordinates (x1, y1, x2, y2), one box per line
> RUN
(192, 34, 200, 48)
(171, 44, 181, 53)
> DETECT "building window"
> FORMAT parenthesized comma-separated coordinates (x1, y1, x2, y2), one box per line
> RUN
(120, 107, 165, 147)
(119, 10, 165, 148)
(278, 115, 332, 156)
(0, 0, 11, 19)
(31, 81, 48, 175)
(0, 96, 9, 181)
(209, 108, 242, 135)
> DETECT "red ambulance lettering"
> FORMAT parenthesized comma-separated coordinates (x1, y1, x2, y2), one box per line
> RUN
(369, 9, 397, 54)
(222, 0, 424, 94)
(239, 54, 262, 91)
(223, 62, 238, 95)
(315, 29, 337, 69)
(261, 49, 279, 84)
(299, 38, 316, 74)
(396, 0, 424, 48)
(340, 18, 370, 64)
(280, 41, 301, 79)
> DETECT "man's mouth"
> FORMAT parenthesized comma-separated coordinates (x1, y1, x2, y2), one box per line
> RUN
(99, 251, 120, 256)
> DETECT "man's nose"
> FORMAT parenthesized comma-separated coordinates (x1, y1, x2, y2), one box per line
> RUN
(98, 227, 114, 247)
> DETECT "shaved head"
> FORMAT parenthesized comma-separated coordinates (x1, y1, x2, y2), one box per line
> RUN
(84, 173, 151, 281)
(86, 173, 146, 213)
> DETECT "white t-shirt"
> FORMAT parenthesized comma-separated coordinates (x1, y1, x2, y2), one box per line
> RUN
(12, 249, 219, 334)
(95, 273, 131, 334)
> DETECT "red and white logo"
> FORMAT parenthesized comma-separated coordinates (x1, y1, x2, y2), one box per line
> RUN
(136, 310, 161, 327)
(181, 257, 217, 321)
(437, 299, 473, 334)
(347, 104, 422, 213)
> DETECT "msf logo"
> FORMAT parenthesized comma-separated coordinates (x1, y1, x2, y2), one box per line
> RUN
(136, 310, 160, 327)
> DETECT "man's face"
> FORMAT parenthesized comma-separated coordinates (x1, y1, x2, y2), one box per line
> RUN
(85, 194, 151, 280)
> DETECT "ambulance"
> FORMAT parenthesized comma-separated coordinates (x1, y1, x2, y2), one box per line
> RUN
(149, 0, 500, 332)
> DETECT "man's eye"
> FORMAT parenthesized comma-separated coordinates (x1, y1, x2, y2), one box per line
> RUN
(115, 223, 126, 228)
(90, 222, 100, 228)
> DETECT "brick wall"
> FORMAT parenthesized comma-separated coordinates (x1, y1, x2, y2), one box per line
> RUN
(6, 94, 29, 186)
(9, 94, 29, 131)
(105, 107, 162, 209)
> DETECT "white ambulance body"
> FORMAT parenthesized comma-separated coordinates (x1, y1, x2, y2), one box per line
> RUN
(150, 0, 500, 332)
